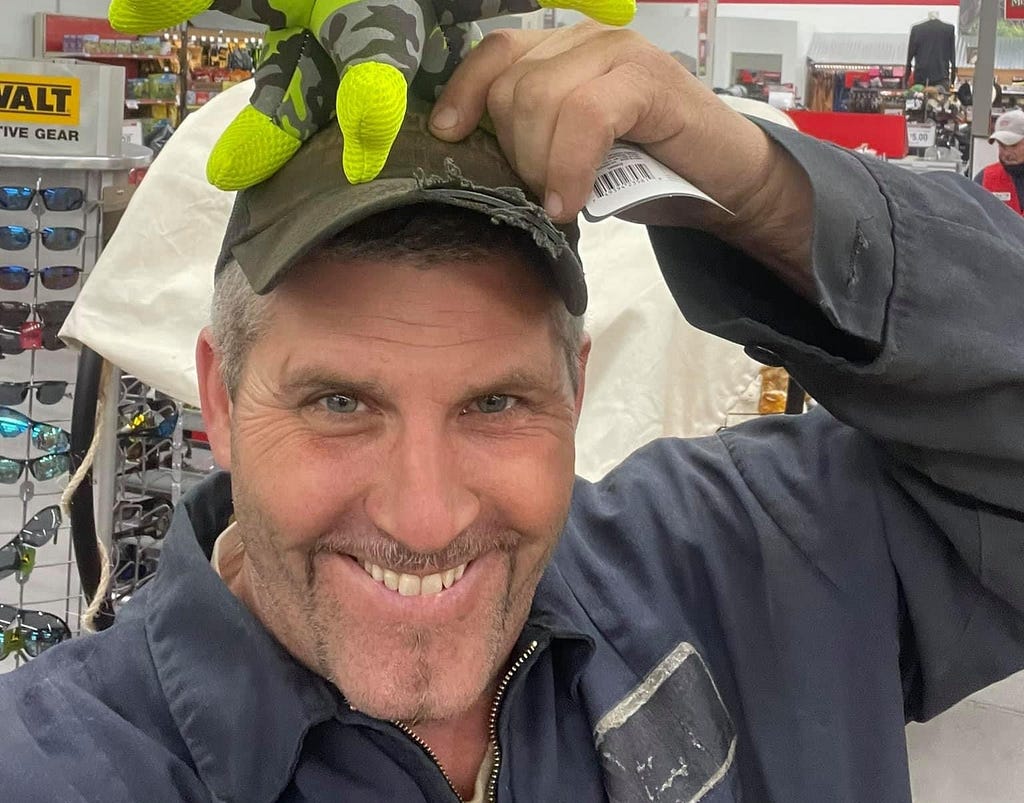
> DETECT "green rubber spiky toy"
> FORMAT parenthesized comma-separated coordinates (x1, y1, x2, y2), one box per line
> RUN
(108, 0, 636, 189)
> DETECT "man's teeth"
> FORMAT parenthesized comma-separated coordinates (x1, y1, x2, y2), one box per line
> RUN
(361, 561, 467, 596)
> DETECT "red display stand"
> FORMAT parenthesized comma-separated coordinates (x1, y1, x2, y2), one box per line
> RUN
(785, 110, 908, 158)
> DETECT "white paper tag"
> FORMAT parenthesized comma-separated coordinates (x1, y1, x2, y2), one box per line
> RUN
(583, 143, 730, 222)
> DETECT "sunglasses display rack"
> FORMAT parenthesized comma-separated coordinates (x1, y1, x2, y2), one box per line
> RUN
(0, 147, 150, 672)
(100, 374, 212, 610)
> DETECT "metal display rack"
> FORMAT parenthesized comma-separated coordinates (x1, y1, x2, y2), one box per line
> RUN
(0, 147, 149, 672)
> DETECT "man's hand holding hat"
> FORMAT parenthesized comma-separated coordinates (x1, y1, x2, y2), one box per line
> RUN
(428, 23, 815, 297)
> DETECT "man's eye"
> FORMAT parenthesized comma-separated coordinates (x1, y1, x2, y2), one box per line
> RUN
(320, 394, 361, 414)
(471, 394, 516, 415)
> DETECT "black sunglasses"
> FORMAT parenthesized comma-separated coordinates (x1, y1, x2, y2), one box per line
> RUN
(0, 187, 85, 212)
(0, 603, 71, 659)
(0, 506, 62, 583)
(0, 324, 65, 355)
(114, 501, 173, 542)
(0, 380, 69, 406)
(0, 265, 82, 291)
(0, 451, 70, 484)
(0, 226, 85, 252)
(0, 300, 72, 329)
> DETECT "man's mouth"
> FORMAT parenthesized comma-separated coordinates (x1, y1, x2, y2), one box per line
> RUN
(359, 560, 469, 597)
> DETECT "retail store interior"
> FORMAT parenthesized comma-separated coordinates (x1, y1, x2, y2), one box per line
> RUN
(0, 0, 1022, 800)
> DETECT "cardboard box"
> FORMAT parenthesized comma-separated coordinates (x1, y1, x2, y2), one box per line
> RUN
(0, 57, 126, 157)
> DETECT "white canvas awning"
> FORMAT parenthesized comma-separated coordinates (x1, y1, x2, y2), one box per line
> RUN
(807, 33, 909, 68)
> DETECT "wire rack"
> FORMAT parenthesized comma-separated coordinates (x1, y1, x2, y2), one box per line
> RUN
(0, 167, 103, 673)
(0, 147, 150, 674)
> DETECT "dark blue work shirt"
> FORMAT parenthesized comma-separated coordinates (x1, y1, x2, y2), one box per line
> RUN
(0, 121, 1022, 802)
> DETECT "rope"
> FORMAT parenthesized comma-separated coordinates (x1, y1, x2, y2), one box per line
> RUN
(61, 359, 114, 633)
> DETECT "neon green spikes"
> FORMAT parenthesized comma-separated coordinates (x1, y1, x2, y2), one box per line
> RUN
(336, 62, 407, 184)
(538, 0, 636, 27)
(108, 0, 215, 34)
(207, 106, 303, 191)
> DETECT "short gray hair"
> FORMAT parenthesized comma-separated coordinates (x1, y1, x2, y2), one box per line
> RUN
(210, 205, 585, 398)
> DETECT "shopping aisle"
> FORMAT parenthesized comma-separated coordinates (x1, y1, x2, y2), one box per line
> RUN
(908, 671, 1024, 802)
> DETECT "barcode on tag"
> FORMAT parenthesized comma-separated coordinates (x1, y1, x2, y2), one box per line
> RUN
(592, 161, 656, 198)
(584, 142, 730, 222)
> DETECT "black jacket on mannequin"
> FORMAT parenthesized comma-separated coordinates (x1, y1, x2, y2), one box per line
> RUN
(906, 18, 956, 86)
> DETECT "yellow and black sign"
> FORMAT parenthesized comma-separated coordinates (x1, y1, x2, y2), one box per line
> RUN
(0, 73, 80, 127)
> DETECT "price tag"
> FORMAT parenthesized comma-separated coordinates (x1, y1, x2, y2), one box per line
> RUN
(907, 122, 936, 148)
(125, 99, 139, 110)
(584, 143, 730, 222)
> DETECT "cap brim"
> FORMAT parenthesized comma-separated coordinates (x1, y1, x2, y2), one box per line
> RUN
(990, 131, 1024, 145)
(229, 177, 587, 316)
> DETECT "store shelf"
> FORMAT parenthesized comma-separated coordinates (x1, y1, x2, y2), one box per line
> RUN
(125, 99, 178, 107)
(0, 144, 152, 171)
(123, 468, 207, 497)
(45, 51, 176, 62)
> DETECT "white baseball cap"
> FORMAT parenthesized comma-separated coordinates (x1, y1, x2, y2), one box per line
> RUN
(990, 108, 1024, 146)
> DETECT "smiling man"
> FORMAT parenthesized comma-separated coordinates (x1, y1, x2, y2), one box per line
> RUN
(204, 196, 586, 786)
(1, 23, 1023, 803)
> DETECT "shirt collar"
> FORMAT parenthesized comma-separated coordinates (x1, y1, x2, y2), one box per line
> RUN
(144, 472, 338, 803)
(144, 472, 596, 800)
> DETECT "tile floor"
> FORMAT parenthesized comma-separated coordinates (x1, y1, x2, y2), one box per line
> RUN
(907, 671, 1024, 802)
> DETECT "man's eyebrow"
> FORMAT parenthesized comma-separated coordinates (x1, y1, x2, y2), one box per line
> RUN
(460, 368, 563, 399)
(277, 368, 388, 400)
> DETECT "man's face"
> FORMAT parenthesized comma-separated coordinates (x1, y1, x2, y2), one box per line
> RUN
(198, 251, 586, 725)
(998, 139, 1024, 166)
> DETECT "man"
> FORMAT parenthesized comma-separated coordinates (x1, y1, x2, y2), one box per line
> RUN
(973, 107, 1024, 213)
(1, 23, 1023, 802)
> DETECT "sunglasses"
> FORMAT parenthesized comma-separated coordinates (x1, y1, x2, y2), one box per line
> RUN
(0, 380, 69, 406)
(0, 300, 72, 330)
(0, 407, 69, 451)
(0, 186, 85, 213)
(0, 323, 65, 354)
(0, 506, 62, 583)
(0, 603, 71, 660)
(0, 265, 82, 291)
(0, 226, 85, 252)
(0, 452, 70, 484)
(118, 399, 179, 440)
(114, 500, 172, 542)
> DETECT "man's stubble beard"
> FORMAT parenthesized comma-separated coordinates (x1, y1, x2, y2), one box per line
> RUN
(229, 473, 559, 724)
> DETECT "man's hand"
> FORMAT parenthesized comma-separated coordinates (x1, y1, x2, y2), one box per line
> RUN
(429, 23, 815, 297)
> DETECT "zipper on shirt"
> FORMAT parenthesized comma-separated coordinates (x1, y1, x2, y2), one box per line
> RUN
(391, 718, 465, 801)
(485, 639, 540, 803)
(388, 637, 540, 803)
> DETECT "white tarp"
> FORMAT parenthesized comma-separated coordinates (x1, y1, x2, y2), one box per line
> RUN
(807, 32, 909, 67)
(61, 82, 763, 481)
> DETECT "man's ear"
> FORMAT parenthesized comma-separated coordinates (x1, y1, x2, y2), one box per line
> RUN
(196, 327, 232, 470)
(573, 333, 592, 425)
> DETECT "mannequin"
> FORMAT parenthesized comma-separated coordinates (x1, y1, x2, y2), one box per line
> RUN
(906, 13, 956, 88)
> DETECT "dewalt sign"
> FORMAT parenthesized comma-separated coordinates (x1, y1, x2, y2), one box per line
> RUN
(0, 73, 80, 127)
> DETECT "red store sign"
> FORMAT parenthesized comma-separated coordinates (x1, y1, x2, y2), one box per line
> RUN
(1008, 0, 1024, 20)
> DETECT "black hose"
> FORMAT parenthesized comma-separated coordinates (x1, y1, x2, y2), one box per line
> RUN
(69, 347, 115, 630)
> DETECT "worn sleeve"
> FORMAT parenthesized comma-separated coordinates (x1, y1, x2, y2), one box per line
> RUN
(646, 120, 1024, 717)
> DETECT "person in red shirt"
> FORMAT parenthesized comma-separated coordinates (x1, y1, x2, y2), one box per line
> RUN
(974, 108, 1024, 213)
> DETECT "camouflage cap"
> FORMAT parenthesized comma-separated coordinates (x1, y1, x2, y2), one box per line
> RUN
(216, 97, 587, 315)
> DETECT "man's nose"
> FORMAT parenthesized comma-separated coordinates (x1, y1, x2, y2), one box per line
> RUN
(364, 419, 480, 554)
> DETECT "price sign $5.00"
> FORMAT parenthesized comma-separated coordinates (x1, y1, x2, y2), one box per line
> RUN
(907, 122, 937, 148)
